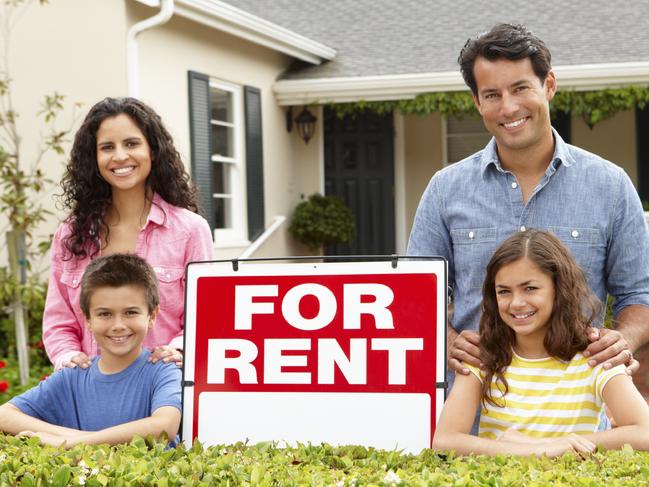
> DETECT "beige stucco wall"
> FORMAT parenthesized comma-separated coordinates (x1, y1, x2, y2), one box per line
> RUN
(129, 1, 318, 259)
(403, 113, 444, 238)
(2, 0, 127, 269)
(571, 109, 637, 185)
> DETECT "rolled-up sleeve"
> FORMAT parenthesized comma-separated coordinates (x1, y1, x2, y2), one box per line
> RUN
(606, 170, 649, 315)
(42, 225, 84, 370)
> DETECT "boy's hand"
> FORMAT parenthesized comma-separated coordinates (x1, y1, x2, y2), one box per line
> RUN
(18, 430, 70, 448)
(62, 352, 91, 369)
(149, 346, 183, 366)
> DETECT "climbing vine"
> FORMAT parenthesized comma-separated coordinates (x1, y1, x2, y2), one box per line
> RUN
(328, 85, 649, 127)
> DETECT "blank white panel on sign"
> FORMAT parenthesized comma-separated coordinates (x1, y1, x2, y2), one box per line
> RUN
(198, 392, 431, 453)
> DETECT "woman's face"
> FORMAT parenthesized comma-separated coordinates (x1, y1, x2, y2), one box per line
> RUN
(96, 114, 152, 196)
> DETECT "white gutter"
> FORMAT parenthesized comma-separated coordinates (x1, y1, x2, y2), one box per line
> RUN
(127, 0, 175, 97)
(133, 0, 336, 65)
(273, 61, 649, 106)
(239, 216, 286, 259)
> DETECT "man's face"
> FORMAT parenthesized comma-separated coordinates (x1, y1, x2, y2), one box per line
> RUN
(472, 57, 556, 156)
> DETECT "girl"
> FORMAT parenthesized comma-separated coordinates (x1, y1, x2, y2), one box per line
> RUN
(43, 97, 214, 370)
(433, 230, 649, 456)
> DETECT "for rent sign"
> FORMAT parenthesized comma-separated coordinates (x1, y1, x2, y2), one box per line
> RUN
(182, 259, 446, 453)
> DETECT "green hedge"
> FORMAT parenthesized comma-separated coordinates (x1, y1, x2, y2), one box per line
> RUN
(1, 436, 648, 486)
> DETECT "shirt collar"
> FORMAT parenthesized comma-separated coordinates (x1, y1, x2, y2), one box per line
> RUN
(145, 192, 168, 228)
(480, 126, 575, 175)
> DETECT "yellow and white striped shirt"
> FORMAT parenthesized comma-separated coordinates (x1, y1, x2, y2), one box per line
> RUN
(467, 351, 625, 439)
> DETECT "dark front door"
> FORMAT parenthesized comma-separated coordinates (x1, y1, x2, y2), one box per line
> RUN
(324, 108, 395, 255)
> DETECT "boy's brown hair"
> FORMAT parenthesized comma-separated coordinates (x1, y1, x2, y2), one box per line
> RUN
(80, 253, 159, 318)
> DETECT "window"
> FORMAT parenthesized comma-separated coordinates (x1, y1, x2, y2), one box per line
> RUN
(443, 115, 491, 164)
(188, 71, 265, 247)
(209, 80, 246, 245)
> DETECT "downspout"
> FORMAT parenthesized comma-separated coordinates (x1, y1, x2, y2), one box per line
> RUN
(126, 0, 175, 97)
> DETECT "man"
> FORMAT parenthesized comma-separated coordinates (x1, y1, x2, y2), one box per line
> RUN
(408, 23, 649, 385)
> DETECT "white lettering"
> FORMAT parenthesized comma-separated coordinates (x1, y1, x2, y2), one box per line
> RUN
(282, 284, 337, 331)
(344, 284, 395, 329)
(318, 338, 367, 384)
(234, 285, 278, 330)
(264, 339, 311, 384)
(207, 339, 258, 384)
(371, 338, 424, 385)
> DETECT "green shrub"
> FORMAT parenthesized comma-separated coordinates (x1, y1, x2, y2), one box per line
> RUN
(0, 437, 648, 486)
(0, 267, 50, 368)
(0, 356, 53, 403)
(289, 193, 356, 252)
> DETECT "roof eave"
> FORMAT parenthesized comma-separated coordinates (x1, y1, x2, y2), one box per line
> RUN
(134, 0, 336, 65)
(274, 61, 649, 105)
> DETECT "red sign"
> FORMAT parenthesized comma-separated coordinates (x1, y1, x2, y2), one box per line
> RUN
(182, 260, 446, 452)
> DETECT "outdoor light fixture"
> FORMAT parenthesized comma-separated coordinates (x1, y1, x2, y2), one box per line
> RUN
(294, 106, 317, 144)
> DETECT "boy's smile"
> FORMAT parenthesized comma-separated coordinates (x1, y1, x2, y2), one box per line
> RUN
(86, 284, 157, 373)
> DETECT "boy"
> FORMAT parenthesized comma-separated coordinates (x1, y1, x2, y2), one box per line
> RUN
(0, 254, 181, 447)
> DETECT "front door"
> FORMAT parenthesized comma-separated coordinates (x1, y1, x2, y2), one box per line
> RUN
(324, 108, 395, 255)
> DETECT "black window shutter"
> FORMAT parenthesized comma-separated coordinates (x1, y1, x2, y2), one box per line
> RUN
(188, 71, 215, 229)
(244, 86, 265, 241)
(551, 110, 571, 144)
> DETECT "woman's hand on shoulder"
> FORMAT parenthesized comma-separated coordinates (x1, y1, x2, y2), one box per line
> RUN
(149, 346, 183, 367)
(62, 352, 91, 369)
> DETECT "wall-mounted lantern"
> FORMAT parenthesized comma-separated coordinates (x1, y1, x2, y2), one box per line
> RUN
(286, 106, 317, 144)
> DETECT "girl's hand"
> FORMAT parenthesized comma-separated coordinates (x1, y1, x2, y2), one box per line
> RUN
(149, 346, 183, 366)
(62, 352, 91, 369)
(539, 434, 596, 458)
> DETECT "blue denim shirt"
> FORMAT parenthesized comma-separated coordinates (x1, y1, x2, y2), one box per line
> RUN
(408, 129, 649, 335)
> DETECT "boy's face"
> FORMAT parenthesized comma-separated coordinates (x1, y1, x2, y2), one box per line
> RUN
(85, 284, 157, 366)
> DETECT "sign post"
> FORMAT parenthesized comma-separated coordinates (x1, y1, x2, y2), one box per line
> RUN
(182, 257, 446, 453)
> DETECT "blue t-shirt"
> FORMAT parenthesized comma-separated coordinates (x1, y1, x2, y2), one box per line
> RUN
(11, 350, 181, 432)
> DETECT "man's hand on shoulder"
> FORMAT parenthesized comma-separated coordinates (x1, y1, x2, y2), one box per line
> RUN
(449, 329, 481, 375)
(584, 327, 638, 374)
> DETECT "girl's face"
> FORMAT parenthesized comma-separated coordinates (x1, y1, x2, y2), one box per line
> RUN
(96, 114, 152, 196)
(494, 256, 555, 346)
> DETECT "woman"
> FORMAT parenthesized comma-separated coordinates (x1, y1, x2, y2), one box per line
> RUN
(43, 97, 214, 369)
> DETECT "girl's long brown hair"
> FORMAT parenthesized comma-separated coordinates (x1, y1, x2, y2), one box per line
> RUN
(479, 230, 600, 407)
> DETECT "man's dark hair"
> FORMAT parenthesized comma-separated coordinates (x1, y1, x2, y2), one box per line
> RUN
(80, 254, 159, 318)
(458, 23, 552, 96)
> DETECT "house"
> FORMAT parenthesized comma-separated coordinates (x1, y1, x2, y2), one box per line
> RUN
(10, 0, 649, 263)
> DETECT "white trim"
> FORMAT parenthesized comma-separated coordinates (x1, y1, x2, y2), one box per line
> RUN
(317, 105, 325, 195)
(209, 78, 248, 247)
(135, 0, 335, 64)
(239, 216, 287, 259)
(127, 0, 174, 97)
(393, 110, 407, 254)
(441, 115, 449, 167)
(274, 61, 649, 105)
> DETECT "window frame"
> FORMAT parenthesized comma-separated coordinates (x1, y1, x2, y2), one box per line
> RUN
(442, 114, 492, 166)
(209, 78, 249, 248)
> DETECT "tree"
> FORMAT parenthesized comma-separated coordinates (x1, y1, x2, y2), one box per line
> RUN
(1, 0, 76, 384)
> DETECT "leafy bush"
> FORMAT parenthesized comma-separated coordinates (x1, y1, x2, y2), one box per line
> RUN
(0, 268, 50, 368)
(289, 193, 356, 252)
(0, 437, 648, 486)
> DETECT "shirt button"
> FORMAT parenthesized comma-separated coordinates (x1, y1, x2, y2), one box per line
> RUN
(166, 273, 171, 279)
(511, 182, 518, 189)
(468, 231, 475, 239)
(571, 230, 579, 238)
(520, 226, 526, 232)
(72, 278, 77, 284)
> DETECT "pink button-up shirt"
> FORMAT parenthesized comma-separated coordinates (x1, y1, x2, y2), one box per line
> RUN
(43, 193, 214, 369)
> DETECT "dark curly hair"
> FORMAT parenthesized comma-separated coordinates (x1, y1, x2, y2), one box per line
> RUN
(458, 23, 552, 96)
(479, 230, 599, 407)
(60, 97, 200, 259)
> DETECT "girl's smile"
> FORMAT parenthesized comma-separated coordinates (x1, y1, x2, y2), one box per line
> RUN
(494, 256, 555, 357)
